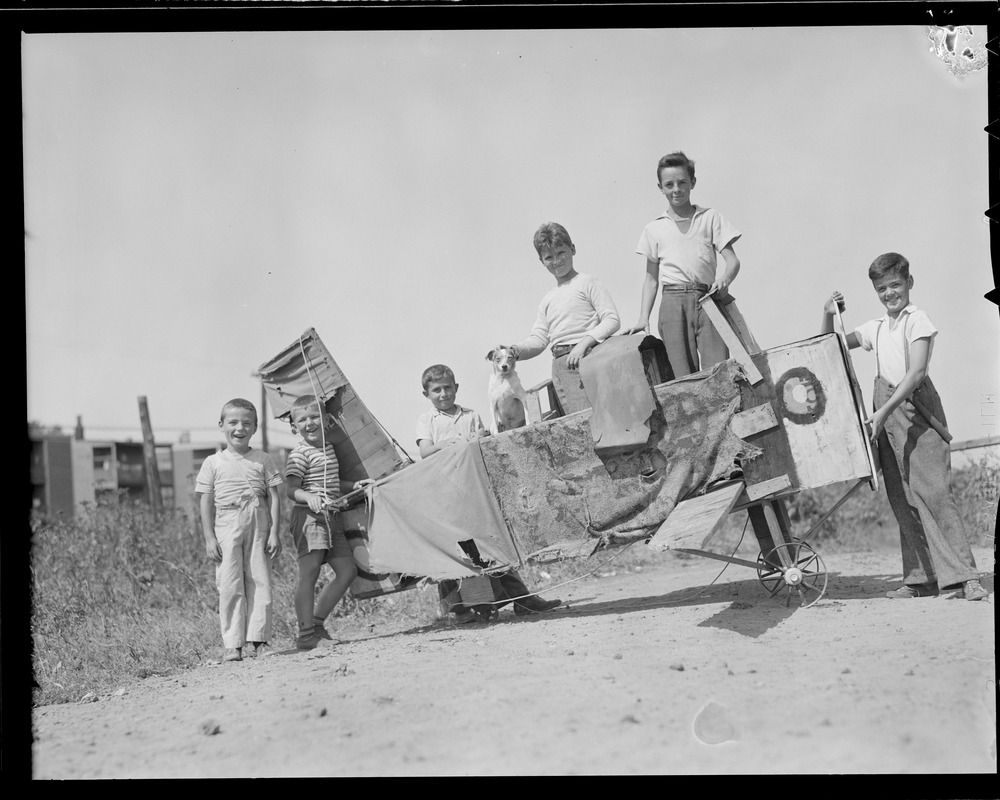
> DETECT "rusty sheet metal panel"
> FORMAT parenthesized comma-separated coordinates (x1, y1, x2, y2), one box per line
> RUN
(257, 328, 410, 483)
(579, 335, 670, 457)
(739, 332, 875, 495)
(479, 359, 754, 562)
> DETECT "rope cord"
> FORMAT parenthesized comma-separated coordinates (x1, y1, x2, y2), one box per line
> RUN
(459, 514, 751, 611)
(296, 336, 334, 525)
(295, 336, 377, 523)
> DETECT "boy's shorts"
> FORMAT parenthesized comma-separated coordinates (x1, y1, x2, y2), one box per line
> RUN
(289, 506, 353, 561)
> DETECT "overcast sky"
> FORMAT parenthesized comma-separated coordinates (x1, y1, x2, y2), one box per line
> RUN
(23, 24, 996, 460)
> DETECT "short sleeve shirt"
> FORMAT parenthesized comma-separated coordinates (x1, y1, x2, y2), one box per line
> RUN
(195, 449, 283, 508)
(636, 206, 741, 286)
(285, 440, 341, 505)
(415, 405, 487, 447)
(854, 305, 937, 385)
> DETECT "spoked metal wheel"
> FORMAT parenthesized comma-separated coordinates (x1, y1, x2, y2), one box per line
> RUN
(756, 541, 829, 607)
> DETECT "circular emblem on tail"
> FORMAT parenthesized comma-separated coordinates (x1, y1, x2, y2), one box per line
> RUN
(775, 367, 826, 425)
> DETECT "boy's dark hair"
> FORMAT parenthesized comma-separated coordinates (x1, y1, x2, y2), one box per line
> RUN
(533, 222, 574, 255)
(657, 151, 696, 184)
(291, 394, 323, 415)
(868, 252, 910, 282)
(220, 397, 258, 425)
(421, 364, 455, 390)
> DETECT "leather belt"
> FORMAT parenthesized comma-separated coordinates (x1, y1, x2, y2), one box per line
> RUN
(661, 282, 711, 293)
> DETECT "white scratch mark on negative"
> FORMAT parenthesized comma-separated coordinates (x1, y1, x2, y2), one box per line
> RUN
(926, 26, 988, 78)
(693, 700, 738, 745)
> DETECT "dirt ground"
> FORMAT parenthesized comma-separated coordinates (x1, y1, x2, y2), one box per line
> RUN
(31, 544, 995, 778)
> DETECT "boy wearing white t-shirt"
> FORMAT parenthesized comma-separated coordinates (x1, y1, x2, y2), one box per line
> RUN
(822, 253, 986, 601)
(416, 364, 561, 621)
(624, 151, 742, 378)
(500, 222, 621, 415)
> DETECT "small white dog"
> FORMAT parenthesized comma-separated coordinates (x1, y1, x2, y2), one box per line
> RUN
(486, 346, 528, 433)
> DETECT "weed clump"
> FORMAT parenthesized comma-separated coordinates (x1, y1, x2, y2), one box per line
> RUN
(30, 493, 438, 707)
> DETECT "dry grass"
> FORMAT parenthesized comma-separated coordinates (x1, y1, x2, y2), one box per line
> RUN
(30, 497, 442, 708)
(31, 456, 996, 708)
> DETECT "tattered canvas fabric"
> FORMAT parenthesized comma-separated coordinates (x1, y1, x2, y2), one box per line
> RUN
(480, 359, 755, 561)
(365, 438, 521, 580)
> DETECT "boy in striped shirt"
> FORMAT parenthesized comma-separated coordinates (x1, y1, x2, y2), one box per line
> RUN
(286, 394, 373, 649)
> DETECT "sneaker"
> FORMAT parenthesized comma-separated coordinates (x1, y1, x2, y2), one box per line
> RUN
(513, 596, 562, 616)
(224, 647, 243, 662)
(885, 583, 938, 599)
(963, 579, 988, 601)
(313, 625, 335, 641)
(296, 632, 322, 651)
(252, 642, 275, 658)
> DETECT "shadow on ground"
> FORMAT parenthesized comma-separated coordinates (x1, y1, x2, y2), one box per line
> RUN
(331, 567, 994, 645)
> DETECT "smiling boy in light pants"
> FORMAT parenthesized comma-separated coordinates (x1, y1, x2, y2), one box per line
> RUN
(197, 398, 284, 662)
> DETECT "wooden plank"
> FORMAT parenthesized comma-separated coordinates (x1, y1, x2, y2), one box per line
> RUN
(740, 334, 874, 493)
(523, 386, 545, 425)
(832, 334, 879, 491)
(646, 481, 745, 551)
(718, 300, 761, 354)
(950, 434, 1000, 453)
(768, 336, 871, 490)
(745, 474, 792, 501)
(699, 296, 763, 384)
(731, 403, 779, 438)
(746, 498, 796, 566)
(525, 378, 559, 422)
(674, 548, 764, 571)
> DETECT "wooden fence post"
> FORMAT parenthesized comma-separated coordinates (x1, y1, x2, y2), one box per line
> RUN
(260, 379, 269, 453)
(138, 396, 164, 514)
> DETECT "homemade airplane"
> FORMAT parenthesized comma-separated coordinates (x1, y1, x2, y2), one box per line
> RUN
(256, 296, 877, 612)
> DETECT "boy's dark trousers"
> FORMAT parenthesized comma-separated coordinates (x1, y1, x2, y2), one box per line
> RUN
(874, 375, 977, 590)
(656, 284, 730, 378)
(495, 570, 533, 608)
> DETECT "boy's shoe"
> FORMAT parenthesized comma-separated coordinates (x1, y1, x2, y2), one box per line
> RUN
(250, 642, 275, 658)
(296, 632, 322, 651)
(885, 583, 938, 599)
(513, 596, 562, 616)
(313, 624, 335, 641)
(224, 647, 243, 662)
(962, 579, 988, 601)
